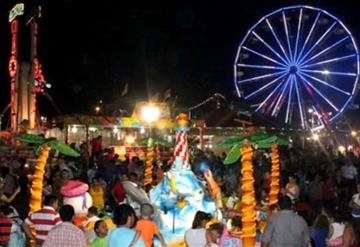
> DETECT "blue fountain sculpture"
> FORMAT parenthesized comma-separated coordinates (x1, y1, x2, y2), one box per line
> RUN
(149, 156, 220, 245)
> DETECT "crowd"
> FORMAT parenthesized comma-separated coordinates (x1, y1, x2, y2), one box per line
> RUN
(0, 135, 359, 246)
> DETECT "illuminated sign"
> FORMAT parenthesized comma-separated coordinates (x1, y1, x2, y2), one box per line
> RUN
(9, 3, 24, 22)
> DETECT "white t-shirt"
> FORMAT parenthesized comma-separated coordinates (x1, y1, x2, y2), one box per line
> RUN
(226, 196, 239, 209)
(185, 228, 207, 247)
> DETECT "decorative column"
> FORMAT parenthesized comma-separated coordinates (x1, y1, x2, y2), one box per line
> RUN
(269, 144, 280, 206)
(144, 138, 154, 187)
(29, 145, 50, 214)
(240, 140, 256, 247)
(9, 20, 19, 132)
(174, 113, 189, 167)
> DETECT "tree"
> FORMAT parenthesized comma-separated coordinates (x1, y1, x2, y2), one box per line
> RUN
(16, 134, 80, 214)
(217, 134, 290, 247)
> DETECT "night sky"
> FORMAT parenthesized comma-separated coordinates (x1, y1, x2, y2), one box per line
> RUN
(0, 0, 359, 125)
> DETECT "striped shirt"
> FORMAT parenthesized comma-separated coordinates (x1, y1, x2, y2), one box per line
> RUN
(0, 217, 12, 244)
(25, 206, 61, 244)
(43, 222, 86, 247)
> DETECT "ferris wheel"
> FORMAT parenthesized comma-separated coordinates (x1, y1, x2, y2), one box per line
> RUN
(234, 5, 359, 130)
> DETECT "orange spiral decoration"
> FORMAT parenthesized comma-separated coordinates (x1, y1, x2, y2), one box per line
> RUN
(240, 142, 256, 247)
(144, 146, 154, 186)
(269, 144, 280, 206)
(29, 145, 50, 214)
(204, 170, 223, 209)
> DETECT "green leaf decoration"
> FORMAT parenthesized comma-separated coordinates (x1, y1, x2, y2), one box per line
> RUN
(253, 135, 278, 149)
(224, 143, 241, 165)
(35, 147, 41, 156)
(248, 134, 273, 142)
(16, 134, 45, 144)
(46, 140, 80, 157)
(217, 134, 291, 150)
(55, 143, 80, 157)
(215, 136, 244, 148)
(276, 136, 291, 146)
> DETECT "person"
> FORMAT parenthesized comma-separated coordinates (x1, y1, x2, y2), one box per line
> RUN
(342, 220, 358, 247)
(108, 204, 145, 247)
(91, 136, 103, 163)
(58, 158, 74, 179)
(135, 203, 166, 247)
(0, 205, 13, 246)
(207, 223, 224, 247)
(8, 205, 25, 247)
(310, 214, 329, 247)
(326, 210, 358, 247)
(309, 175, 324, 215)
(334, 169, 347, 208)
(327, 211, 345, 247)
(349, 184, 360, 218)
(1, 167, 17, 196)
(184, 211, 212, 247)
(91, 220, 108, 247)
(89, 176, 105, 210)
(284, 175, 300, 203)
(43, 205, 86, 247)
(261, 196, 310, 247)
(229, 216, 242, 239)
(111, 176, 126, 207)
(82, 206, 101, 244)
(323, 175, 337, 211)
(0, 178, 20, 205)
(341, 161, 357, 188)
(23, 195, 62, 245)
(226, 191, 239, 210)
(52, 169, 70, 203)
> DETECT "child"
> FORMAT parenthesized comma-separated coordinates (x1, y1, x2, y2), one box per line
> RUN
(207, 223, 224, 247)
(135, 203, 166, 247)
(229, 216, 242, 239)
(91, 220, 108, 247)
(83, 206, 100, 245)
(8, 205, 25, 247)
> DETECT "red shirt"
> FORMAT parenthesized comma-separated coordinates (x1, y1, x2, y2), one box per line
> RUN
(0, 217, 12, 244)
(112, 182, 126, 202)
(323, 181, 336, 200)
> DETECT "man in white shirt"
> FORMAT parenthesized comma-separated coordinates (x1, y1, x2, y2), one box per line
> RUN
(341, 162, 358, 196)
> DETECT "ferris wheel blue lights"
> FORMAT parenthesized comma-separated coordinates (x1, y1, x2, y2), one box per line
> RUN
(234, 5, 360, 130)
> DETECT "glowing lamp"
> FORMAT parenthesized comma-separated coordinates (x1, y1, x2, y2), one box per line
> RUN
(125, 135, 135, 144)
(71, 126, 78, 133)
(351, 131, 357, 137)
(89, 127, 97, 132)
(322, 69, 330, 75)
(338, 145, 346, 154)
(312, 133, 319, 141)
(140, 105, 160, 123)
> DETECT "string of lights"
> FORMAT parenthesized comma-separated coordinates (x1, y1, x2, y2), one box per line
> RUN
(187, 93, 226, 111)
